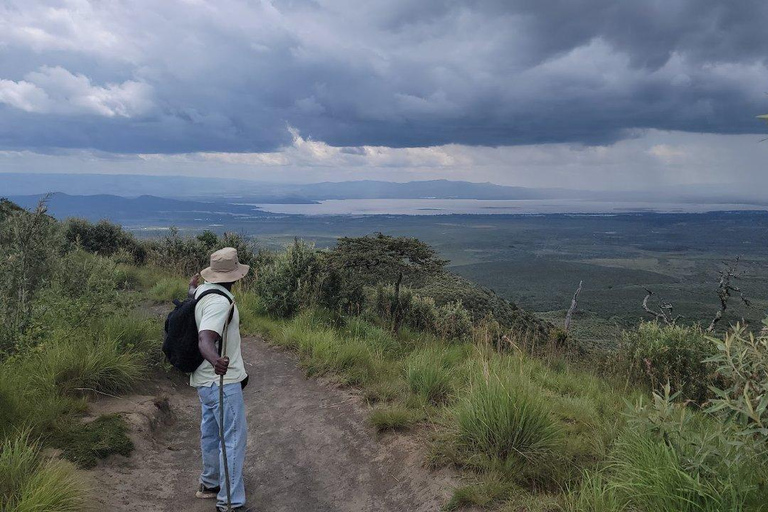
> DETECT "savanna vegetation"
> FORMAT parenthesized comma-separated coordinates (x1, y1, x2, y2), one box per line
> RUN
(2, 197, 768, 511)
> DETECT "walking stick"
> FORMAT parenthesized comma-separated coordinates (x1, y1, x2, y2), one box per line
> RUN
(219, 303, 235, 512)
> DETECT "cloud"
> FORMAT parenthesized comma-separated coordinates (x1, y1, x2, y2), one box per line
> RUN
(0, 66, 153, 117)
(0, 0, 766, 155)
(3, 130, 766, 198)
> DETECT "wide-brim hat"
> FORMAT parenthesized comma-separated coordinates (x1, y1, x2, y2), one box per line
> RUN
(200, 247, 250, 284)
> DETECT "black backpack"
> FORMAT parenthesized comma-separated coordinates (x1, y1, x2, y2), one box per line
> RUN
(162, 289, 233, 373)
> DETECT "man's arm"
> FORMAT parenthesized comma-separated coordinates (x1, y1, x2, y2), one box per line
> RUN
(199, 330, 229, 375)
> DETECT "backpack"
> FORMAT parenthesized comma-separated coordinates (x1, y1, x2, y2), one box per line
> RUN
(162, 289, 233, 373)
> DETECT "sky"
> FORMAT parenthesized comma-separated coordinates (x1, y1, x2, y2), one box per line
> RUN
(0, 0, 767, 192)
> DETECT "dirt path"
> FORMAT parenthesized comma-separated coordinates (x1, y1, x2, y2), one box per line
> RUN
(88, 336, 458, 512)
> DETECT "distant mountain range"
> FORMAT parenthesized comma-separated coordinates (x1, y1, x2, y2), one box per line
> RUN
(7, 193, 268, 225)
(1, 172, 582, 201)
(1, 172, 764, 205)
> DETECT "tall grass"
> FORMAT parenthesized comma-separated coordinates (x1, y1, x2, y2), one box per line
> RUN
(0, 432, 88, 512)
(405, 345, 460, 404)
(454, 365, 562, 468)
(39, 337, 143, 395)
(563, 470, 625, 512)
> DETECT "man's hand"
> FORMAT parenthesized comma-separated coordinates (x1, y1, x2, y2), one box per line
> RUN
(188, 273, 201, 298)
(214, 356, 230, 375)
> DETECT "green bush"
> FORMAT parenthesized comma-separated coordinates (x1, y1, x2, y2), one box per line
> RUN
(94, 313, 162, 358)
(371, 285, 440, 333)
(256, 240, 321, 317)
(64, 218, 146, 264)
(416, 272, 552, 342)
(144, 228, 262, 286)
(0, 356, 80, 438)
(563, 470, 624, 512)
(706, 324, 768, 434)
(0, 200, 63, 353)
(436, 301, 473, 341)
(567, 385, 768, 511)
(621, 321, 716, 403)
(0, 432, 87, 512)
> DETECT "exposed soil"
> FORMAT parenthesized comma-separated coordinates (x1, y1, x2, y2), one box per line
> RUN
(87, 336, 459, 511)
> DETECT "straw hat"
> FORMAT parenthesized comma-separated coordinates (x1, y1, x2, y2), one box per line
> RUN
(200, 247, 250, 283)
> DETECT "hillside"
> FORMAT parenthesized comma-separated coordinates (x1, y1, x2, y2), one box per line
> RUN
(1, 199, 768, 512)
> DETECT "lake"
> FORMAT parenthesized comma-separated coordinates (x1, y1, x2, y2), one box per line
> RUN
(249, 198, 768, 216)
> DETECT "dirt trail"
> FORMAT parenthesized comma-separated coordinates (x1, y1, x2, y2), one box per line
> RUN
(88, 336, 458, 512)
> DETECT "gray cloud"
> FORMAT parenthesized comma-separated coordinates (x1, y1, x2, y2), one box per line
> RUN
(0, 0, 766, 154)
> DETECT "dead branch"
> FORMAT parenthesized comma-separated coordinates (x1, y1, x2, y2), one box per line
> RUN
(707, 256, 752, 332)
(642, 288, 682, 325)
(564, 280, 582, 332)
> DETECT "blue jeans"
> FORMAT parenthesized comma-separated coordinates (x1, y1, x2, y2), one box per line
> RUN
(197, 382, 247, 509)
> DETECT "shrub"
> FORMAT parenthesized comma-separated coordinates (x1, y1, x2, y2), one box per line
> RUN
(621, 321, 716, 403)
(436, 301, 473, 341)
(571, 385, 768, 512)
(145, 227, 210, 276)
(94, 313, 162, 358)
(416, 272, 552, 342)
(371, 285, 440, 333)
(256, 239, 321, 317)
(0, 359, 79, 438)
(454, 368, 561, 466)
(0, 200, 62, 353)
(706, 324, 768, 435)
(64, 218, 146, 264)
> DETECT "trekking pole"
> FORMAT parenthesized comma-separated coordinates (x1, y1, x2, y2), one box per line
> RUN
(219, 303, 235, 512)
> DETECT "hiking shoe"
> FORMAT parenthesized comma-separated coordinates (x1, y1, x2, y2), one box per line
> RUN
(195, 484, 220, 499)
(216, 507, 252, 512)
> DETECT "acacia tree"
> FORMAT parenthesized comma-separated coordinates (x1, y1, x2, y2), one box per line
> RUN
(328, 233, 447, 330)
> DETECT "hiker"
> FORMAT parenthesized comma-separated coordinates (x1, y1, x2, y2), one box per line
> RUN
(189, 247, 251, 512)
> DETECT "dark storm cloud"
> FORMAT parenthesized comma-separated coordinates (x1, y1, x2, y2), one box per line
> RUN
(0, 0, 766, 154)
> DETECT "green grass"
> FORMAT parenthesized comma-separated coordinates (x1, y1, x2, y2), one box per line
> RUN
(453, 361, 562, 470)
(39, 336, 143, 395)
(405, 345, 459, 404)
(0, 432, 88, 511)
(147, 276, 188, 302)
(51, 414, 134, 469)
(369, 405, 417, 432)
(0, 258, 164, 509)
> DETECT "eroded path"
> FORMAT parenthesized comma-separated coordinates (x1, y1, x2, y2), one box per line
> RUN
(89, 336, 457, 512)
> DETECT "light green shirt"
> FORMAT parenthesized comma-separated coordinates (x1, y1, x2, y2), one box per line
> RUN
(190, 283, 247, 388)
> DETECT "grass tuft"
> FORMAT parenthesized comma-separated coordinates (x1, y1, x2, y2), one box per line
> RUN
(39, 337, 142, 395)
(405, 346, 455, 404)
(454, 362, 561, 466)
(369, 405, 416, 432)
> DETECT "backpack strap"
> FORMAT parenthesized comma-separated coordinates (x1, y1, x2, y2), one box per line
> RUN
(195, 289, 235, 323)
(195, 289, 236, 356)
